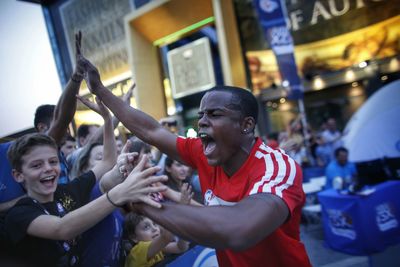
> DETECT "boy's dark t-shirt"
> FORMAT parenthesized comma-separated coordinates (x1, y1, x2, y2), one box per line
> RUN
(5, 171, 96, 267)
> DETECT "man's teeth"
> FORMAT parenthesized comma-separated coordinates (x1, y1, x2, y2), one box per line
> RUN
(199, 133, 207, 138)
(199, 133, 209, 138)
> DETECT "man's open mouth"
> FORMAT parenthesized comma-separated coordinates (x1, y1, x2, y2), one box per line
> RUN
(199, 133, 217, 156)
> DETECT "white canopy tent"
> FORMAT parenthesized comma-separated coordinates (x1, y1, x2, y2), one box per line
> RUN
(342, 79, 400, 162)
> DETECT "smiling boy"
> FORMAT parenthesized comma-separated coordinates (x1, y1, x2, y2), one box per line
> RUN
(4, 133, 167, 267)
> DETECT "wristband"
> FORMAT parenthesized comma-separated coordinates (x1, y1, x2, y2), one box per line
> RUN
(106, 191, 121, 207)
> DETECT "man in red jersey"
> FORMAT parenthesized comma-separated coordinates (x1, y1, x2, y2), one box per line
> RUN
(81, 56, 311, 267)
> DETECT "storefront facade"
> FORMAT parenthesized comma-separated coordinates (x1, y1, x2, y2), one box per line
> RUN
(35, 0, 400, 136)
(236, 0, 400, 134)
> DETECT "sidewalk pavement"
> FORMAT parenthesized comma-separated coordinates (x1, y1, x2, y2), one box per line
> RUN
(301, 223, 400, 267)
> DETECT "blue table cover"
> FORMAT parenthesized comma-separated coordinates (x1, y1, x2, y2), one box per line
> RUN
(318, 181, 400, 255)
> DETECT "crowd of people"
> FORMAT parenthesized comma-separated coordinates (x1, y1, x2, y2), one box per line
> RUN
(267, 115, 357, 190)
(0, 31, 362, 267)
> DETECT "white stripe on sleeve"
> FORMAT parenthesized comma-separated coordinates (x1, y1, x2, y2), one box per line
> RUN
(275, 156, 297, 197)
(262, 153, 288, 194)
(249, 153, 274, 195)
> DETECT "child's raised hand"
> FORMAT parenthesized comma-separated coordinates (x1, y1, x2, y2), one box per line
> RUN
(122, 82, 135, 105)
(76, 95, 110, 119)
(116, 140, 137, 178)
(180, 183, 194, 205)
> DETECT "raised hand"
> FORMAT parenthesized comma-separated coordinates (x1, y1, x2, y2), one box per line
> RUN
(76, 95, 110, 119)
(74, 52, 103, 95)
(116, 140, 138, 178)
(180, 183, 194, 205)
(122, 82, 135, 105)
(72, 31, 85, 82)
(116, 155, 168, 208)
(75, 31, 82, 57)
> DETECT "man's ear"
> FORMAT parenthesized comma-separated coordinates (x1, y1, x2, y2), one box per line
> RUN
(12, 169, 25, 183)
(241, 116, 256, 133)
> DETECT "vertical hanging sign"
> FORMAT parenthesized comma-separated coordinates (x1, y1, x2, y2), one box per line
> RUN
(253, 0, 303, 99)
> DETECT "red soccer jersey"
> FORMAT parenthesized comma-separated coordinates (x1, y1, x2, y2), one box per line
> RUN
(177, 137, 311, 267)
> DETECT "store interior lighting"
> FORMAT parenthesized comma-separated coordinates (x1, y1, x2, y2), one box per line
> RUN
(358, 61, 368, 68)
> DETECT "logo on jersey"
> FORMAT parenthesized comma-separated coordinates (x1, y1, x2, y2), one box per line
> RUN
(327, 209, 356, 240)
(204, 190, 216, 206)
(204, 189, 237, 206)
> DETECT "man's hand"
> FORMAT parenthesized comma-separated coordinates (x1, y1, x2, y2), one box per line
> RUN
(77, 54, 103, 95)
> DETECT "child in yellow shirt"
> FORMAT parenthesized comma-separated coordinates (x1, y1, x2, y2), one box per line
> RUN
(123, 183, 193, 267)
(123, 213, 189, 267)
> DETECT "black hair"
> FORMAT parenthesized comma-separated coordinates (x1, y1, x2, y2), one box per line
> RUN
(34, 105, 55, 130)
(77, 124, 97, 139)
(164, 156, 174, 169)
(208, 85, 258, 122)
(60, 134, 76, 146)
(334, 147, 348, 158)
(163, 156, 175, 180)
(163, 156, 189, 192)
(123, 212, 146, 245)
(65, 134, 76, 142)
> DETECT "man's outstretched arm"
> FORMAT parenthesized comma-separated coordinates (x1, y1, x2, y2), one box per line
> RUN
(81, 57, 180, 162)
(135, 193, 289, 251)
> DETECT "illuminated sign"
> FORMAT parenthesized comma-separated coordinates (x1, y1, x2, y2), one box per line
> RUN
(167, 37, 216, 99)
